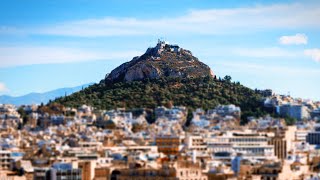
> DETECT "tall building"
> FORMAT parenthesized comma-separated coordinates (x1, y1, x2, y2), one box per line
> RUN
(268, 136, 287, 160)
(278, 104, 310, 120)
(307, 124, 320, 145)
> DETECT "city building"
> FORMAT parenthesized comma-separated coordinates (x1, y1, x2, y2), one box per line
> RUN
(156, 135, 183, 156)
(307, 124, 320, 145)
(278, 104, 310, 120)
(50, 163, 82, 180)
(0, 150, 13, 170)
(268, 136, 287, 160)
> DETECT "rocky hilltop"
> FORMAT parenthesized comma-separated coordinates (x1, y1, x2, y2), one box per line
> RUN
(104, 40, 214, 83)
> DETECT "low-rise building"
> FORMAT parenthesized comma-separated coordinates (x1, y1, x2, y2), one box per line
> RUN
(0, 150, 13, 170)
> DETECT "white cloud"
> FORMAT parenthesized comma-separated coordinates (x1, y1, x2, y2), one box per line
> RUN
(279, 34, 308, 45)
(0, 82, 8, 93)
(232, 47, 301, 58)
(304, 49, 320, 62)
(2, 3, 320, 37)
(214, 61, 320, 75)
(0, 46, 142, 68)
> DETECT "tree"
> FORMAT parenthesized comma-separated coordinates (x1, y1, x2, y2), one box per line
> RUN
(284, 116, 296, 126)
(224, 75, 232, 82)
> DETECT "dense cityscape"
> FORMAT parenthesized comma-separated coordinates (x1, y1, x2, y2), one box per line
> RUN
(1, 91, 320, 179)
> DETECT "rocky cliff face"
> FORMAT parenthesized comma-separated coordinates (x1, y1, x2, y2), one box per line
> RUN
(104, 41, 214, 83)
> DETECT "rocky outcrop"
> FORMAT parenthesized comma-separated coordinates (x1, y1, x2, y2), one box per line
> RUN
(104, 40, 214, 83)
(124, 63, 160, 82)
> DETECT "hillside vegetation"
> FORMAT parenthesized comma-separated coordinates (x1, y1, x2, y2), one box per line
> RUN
(54, 75, 267, 124)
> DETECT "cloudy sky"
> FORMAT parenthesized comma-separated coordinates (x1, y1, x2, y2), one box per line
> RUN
(0, 0, 320, 100)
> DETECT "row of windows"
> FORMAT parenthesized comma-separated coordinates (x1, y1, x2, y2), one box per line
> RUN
(230, 138, 268, 142)
(156, 143, 180, 145)
(180, 170, 200, 176)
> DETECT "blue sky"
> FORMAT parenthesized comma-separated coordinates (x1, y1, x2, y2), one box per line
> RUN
(0, 0, 320, 100)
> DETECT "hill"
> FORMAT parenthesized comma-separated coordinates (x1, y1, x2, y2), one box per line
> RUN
(103, 40, 214, 83)
(55, 76, 268, 124)
(53, 41, 268, 124)
(0, 83, 93, 106)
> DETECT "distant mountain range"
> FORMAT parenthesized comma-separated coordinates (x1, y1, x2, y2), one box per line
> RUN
(0, 83, 93, 106)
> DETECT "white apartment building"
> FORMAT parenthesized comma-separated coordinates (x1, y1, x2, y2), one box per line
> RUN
(206, 131, 276, 160)
(295, 130, 308, 142)
(185, 134, 207, 153)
